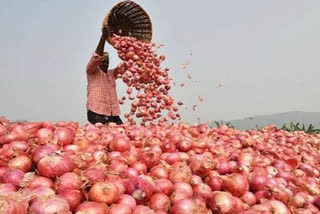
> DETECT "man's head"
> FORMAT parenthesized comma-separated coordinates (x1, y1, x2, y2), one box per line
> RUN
(100, 52, 109, 73)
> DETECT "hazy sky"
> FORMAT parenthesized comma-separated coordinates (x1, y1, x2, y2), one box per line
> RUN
(1, 0, 319, 124)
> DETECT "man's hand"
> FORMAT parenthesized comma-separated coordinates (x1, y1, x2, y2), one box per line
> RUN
(101, 27, 110, 40)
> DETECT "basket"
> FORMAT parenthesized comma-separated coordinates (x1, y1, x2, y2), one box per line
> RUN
(103, 0, 153, 44)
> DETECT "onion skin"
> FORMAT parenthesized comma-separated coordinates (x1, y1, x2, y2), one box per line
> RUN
(75, 202, 109, 214)
(154, 179, 174, 196)
(31, 145, 58, 164)
(37, 154, 75, 178)
(89, 181, 120, 205)
(118, 194, 137, 208)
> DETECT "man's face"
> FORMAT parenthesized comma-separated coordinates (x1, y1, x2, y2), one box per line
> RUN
(100, 53, 109, 73)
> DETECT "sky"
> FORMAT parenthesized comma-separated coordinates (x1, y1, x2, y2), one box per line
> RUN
(0, 0, 320, 124)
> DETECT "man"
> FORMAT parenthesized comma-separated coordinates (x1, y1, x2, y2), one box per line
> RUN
(86, 27, 123, 125)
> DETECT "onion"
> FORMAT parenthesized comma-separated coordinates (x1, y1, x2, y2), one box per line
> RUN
(168, 162, 192, 183)
(75, 202, 109, 214)
(109, 135, 131, 152)
(58, 189, 84, 211)
(0, 193, 29, 214)
(83, 168, 106, 184)
(266, 200, 290, 214)
(131, 161, 147, 175)
(208, 191, 237, 214)
(191, 175, 203, 186)
(133, 205, 154, 214)
(170, 191, 190, 204)
(108, 204, 132, 214)
(8, 155, 32, 172)
(29, 186, 55, 203)
(36, 128, 53, 144)
(241, 192, 257, 206)
(193, 183, 213, 200)
(2, 169, 24, 186)
(174, 182, 193, 196)
(118, 194, 137, 208)
(9, 141, 28, 152)
(149, 193, 170, 212)
(56, 172, 83, 193)
(89, 181, 120, 205)
(0, 183, 17, 194)
(249, 174, 267, 192)
(28, 176, 54, 189)
(37, 154, 75, 178)
(205, 176, 222, 191)
(31, 145, 58, 164)
(150, 166, 168, 179)
(29, 195, 70, 214)
(154, 179, 174, 196)
(126, 176, 154, 204)
(55, 127, 74, 145)
(222, 173, 249, 197)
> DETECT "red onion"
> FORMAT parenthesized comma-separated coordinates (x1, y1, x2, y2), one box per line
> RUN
(118, 194, 137, 208)
(241, 192, 257, 206)
(108, 204, 132, 214)
(89, 181, 120, 205)
(29, 195, 70, 214)
(222, 173, 249, 197)
(58, 189, 84, 211)
(37, 154, 75, 178)
(266, 200, 290, 214)
(0, 183, 17, 194)
(169, 162, 192, 184)
(27, 176, 54, 189)
(133, 205, 154, 214)
(9, 141, 28, 152)
(2, 169, 24, 186)
(191, 175, 203, 186)
(31, 145, 58, 164)
(75, 202, 109, 214)
(29, 187, 55, 203)
(193, 183, 213, 200)
(56, 172, 83, 193)
(0, 193, 29, 214)
(36, 128, 53, 144)
(154, 179, 174, 196)
(126, 176, 154, 204)
(55, 127, 74, 145)
(8, 155, 32, 172)
(174, 182, 193, 196)
(249, 174, 267, 192)
(83, 167, 106, 184)
(150, 166, 168, 179)
(205, 176, 222, 191)
(149, 193, 170, 212)
(131, 161, 147, 175)
(170, 199, 193, 214)
(109, 135, 131, 152)
(208, 191, 237, 214)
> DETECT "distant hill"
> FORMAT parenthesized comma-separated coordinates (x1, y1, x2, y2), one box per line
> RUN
(209, 111, 320, 130)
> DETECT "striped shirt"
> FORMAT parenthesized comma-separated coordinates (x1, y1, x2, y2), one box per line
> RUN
(86, 53, 120, 116)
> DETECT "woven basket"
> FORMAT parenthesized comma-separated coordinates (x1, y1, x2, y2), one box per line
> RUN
(103, 0, 153, 44)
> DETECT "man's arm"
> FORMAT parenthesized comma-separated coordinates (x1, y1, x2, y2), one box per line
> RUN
(95, 27, 110, 56)
(86, 27, 110, 73)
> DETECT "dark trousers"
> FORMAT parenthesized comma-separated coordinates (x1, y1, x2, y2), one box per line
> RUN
(87, 110, 123, 125)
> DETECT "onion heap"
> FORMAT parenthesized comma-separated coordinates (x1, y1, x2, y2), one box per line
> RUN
(0, 119, 320, 213)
